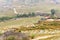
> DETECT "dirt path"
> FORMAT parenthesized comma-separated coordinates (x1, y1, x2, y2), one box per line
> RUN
(32, 35, 56, 40)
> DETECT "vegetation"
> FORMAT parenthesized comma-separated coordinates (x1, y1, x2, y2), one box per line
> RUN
(0, 8, 60, 40)
(0, 16, 13, 22)
(9, 21, 60, 31)
(9, 21, 60, 40)
(0, 20, 60, 40)
(0, 12, 36, 22)
(51, 9, 56, 19)
(29, 33, 36, 39)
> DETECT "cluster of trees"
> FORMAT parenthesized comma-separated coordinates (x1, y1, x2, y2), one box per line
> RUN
(0, 12, 35, 22)
(0, 17, 13, 22)
(16, 12, 35, 18)
(0, 9, 57, 22)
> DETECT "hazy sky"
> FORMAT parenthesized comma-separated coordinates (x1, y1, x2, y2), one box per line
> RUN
(0, 0, 60, 6)
(0, 0, 58, 2)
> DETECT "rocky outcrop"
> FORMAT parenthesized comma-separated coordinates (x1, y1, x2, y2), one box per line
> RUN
(0, 31, 30, 40)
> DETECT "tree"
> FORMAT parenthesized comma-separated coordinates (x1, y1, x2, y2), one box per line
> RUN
(22, 14, 28, 17)
(51, 9, 56, 19)
(0, 17, 7, 22)
(31, 12, 35, 17)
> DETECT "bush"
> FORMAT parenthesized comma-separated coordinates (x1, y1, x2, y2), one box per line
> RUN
(30, 33, 36, 39)
(22, 14, 28, 17)
(0, 16, 13, 22)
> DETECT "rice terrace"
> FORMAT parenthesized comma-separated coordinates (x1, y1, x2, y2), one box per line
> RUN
(0, 0, 60, 40)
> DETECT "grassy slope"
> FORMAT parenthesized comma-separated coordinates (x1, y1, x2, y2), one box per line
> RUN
(0, 16, 40, 32)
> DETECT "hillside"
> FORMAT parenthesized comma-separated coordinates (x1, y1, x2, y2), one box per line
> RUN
(0, 0, 60, 17)
(0, 0, 60, 40)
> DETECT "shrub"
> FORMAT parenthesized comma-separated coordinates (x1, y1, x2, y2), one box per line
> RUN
(30, 33, 36, 39)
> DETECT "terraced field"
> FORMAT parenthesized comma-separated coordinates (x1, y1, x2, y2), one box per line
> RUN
(0, 16, 60, 40)
(20, 21, 60, 40)
(0, 16, 40, 33)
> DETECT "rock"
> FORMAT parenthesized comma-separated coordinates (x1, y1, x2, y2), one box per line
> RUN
(0, 30, 30, 40)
